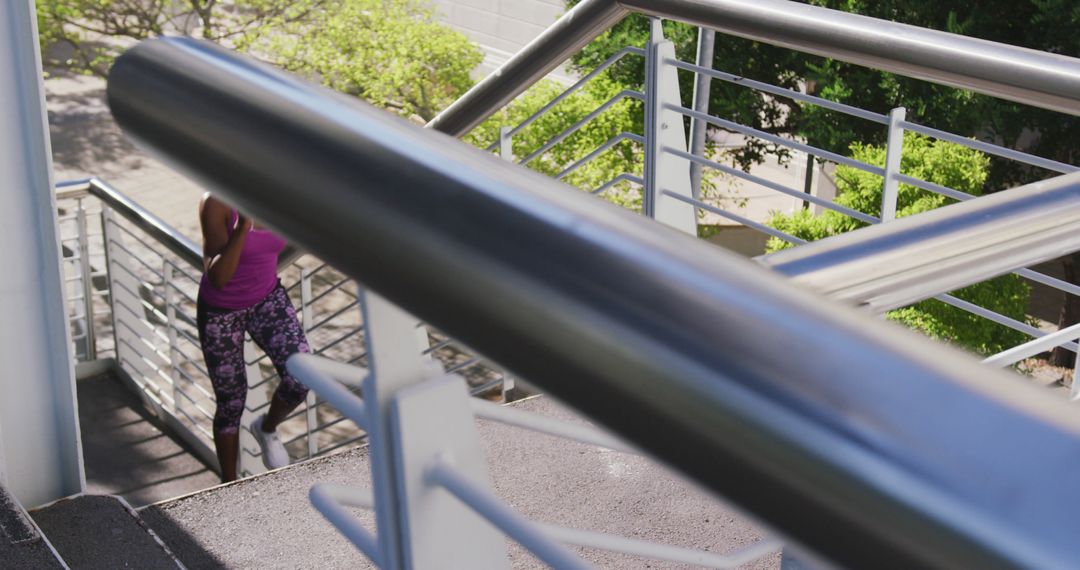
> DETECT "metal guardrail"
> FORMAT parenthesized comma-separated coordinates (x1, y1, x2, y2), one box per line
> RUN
(55, 177, 516, 476)
(430, 0, 1080, 137)
(759, 170, 1080, 312)
(107, 36, 1080, 569)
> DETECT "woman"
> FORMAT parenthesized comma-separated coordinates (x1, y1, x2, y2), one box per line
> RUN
(196, 193, 310, 482)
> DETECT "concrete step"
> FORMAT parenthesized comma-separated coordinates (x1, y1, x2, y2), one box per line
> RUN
(140, 396, 779, 569)
(0, 484, 66, 569)
(76, 369, 220, 507)
(31, 495, 182, 569)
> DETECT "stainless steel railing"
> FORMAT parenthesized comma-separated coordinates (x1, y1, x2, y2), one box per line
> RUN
(430, 0, 1080, 137)
(107, 35, 1080, 568)
(475, 21, 1080, 373)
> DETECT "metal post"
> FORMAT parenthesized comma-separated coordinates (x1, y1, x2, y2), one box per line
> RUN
(164, 262, 181, 415)
(802, 153, 815, 210)
(76, 198, 97, 359)
(360, 290, 428, 569)
(0, 0, 84, 506)
(1071, 350, 1080, 401)
(689, 27, 715, 201)
(301, 267, 319, 458)
(644, 18, 697, 234)
(881, 106, 906, 222)
(499, 126, 513, 161)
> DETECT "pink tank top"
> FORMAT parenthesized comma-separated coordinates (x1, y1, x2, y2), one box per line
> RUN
(199, 210, 287, 309)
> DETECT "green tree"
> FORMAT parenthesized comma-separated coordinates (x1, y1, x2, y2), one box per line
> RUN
(36, 0, 481, 122)
(766, 133, 1031, 355)
(263, 0, 481, 121)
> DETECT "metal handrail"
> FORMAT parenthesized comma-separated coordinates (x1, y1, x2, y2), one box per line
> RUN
(108, 37, 1080, 569)
(56, 178, 304, 271)
(429, 0, 1080, 137)
(58, 178, 202, 268)
(759, 170, 1080, 313)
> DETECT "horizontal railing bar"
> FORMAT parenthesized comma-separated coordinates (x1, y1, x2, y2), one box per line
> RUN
(936, 293, 1078, 353)
(760, 171, 1080, 313)
(664, 146, 878, 224)
(310, 299, 360, 332)
(493, 46, 647, 147)
(984, 322, 1080, 367)
(900, 121, 1079, 175)
(556, 132, 644, 180)
(312, 433, 367, 457)
(893, 174, 974, 202)
(591, 173, 644, 196)
(110, 38, 1080, 569)
(309, 484, 383, 567)
(666, 58, 889, 124)
(520, 90, 644, 166)
(662, 191, 806, 245)
(428, 0, 630, 136)
(1016, 268, 1080, 298)
(313, 326, 364, 356)
(668, 104, 884, 176)
(74, 178, 203, 268)
(307, 276, 353, 306)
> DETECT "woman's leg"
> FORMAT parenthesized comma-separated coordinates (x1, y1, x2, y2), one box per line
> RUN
(247, 284, 311, 433)
(198, 303, 250, 483)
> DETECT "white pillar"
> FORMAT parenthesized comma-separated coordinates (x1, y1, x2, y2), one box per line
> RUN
(0, 1, 84, 506)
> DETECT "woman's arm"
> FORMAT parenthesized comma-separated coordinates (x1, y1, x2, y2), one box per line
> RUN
(200, 194, 252, 289)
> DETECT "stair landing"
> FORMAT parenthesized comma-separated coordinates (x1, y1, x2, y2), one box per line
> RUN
(140, 396, 779, 569)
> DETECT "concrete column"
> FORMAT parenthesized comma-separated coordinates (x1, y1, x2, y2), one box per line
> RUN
(0, 1, 84, 506)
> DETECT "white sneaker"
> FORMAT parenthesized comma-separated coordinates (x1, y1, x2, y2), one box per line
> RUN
(251, 415, 289, 470)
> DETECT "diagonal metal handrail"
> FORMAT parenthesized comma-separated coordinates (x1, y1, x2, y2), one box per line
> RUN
(429, 0, 1080, 137)
(759, 170, 1080, 313)
(108, 37, 1080, 570)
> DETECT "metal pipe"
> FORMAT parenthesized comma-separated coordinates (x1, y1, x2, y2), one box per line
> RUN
(688, 27, 715, 200)
(429, 0, 1080, 140)
(107, 38, 1080, 569)
(426, 0, 628, 136)
(759, 171, 1080, 313)
(621, 0, 1080, 116)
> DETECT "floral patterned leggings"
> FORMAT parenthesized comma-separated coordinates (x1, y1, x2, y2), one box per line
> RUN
(197, 283, 310, 434)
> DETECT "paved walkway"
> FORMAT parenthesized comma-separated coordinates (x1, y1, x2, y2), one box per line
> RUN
(47, 73, 205, 239)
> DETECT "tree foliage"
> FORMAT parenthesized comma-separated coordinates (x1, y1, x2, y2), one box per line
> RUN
(36, 0, 480, 121)
(766, 134, 1031, 355)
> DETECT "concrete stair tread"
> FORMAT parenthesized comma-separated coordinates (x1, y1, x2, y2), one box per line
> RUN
(140, 395, 778, 569)
(0, 484, 65, 569)
(31, 495, 181, 569)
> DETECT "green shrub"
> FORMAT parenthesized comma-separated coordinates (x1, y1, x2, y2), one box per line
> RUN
(766, 133, 1031, 355)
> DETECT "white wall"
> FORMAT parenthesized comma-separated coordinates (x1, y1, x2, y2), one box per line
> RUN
(429, 0, 569, 80)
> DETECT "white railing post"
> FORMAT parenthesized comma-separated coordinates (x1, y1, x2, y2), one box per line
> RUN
(0, 0, 83, 505)
(644, 18, 696, 234)
(164, 261, 181, 415)
(360, 290, 507, 569)
(1071, 351, 1080, 401)
(881, 106, 906, 222)
(76, 198, 97, 360)
(689, 26, 715, 201)
(499, 125, 513, 162)
(301, 267, 319, 458)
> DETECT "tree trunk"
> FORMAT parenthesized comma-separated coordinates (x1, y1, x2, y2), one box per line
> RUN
(1050, 252, 1080, 366)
